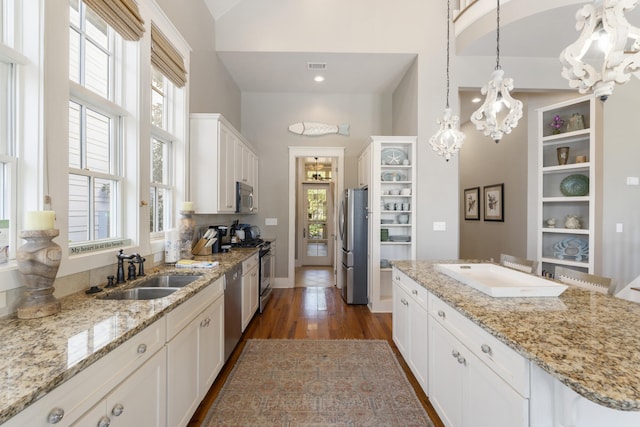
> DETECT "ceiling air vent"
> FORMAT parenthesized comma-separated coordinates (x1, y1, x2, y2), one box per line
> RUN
(307, 62, 327, 71)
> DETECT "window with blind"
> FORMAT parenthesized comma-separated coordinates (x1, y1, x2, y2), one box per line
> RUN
(68, 0, 122, 244)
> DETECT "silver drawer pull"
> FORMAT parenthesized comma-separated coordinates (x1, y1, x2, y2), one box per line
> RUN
(395, 276, 400, 281)
(438, 310, 445, 318)
(97, 415, 111, 427)
(111, 403, 124, 416)
(457, 355, 466, 365)
(451, 349, 460, 358)
(137, 343, 147, 354)
(48, 407, 65, 424)
(481, 344, 492, 355)
(201, 318, 208, 327)
(411, 289, 418, 295)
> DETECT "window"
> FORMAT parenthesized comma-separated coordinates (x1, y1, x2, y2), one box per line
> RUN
(68, 0, 123, 245)
(149, 67, 177, 235)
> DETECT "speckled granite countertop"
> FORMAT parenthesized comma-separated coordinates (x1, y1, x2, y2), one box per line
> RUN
(0, 248, 258, 423)
(393, 260, 640, 412)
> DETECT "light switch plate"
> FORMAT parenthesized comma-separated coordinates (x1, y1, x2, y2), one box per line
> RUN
(627, 176, 640, 186)
(265, 218, 278, 226)
(433, 221, 447, 231)
(616, 223, 624, 233)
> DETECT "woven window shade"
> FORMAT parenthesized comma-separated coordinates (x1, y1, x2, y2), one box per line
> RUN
(151, 24, 187, 88)
(84, 0, 145, 41)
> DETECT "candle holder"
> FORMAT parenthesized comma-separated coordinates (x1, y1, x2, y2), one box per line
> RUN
(16, 229, 62, 319)
(179, 210, 196, 260)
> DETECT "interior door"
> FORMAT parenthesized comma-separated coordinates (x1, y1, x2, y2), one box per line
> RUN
(301, 183, 333, 266)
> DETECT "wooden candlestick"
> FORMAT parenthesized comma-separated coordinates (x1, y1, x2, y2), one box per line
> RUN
(16, 229, 62, 319)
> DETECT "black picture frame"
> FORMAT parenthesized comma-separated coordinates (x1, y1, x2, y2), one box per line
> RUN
(463, 187, 480, 220)
(483, 184, 504, 222)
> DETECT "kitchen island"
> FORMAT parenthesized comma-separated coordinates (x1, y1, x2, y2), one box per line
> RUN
(393, 260, 640, 427)
(0, 248, 258, 425)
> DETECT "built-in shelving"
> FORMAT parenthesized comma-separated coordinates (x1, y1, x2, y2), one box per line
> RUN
(537, 96, 602, 275)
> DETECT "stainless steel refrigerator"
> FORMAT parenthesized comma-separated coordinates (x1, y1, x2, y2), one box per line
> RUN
(339, 188, 368, 304)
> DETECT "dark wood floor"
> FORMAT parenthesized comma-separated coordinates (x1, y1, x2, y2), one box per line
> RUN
(187, 286, 444, 427)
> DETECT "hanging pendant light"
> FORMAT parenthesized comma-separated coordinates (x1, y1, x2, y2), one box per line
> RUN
(560, 0, 640, 101)
(429, 0, 465, 161)
(470, 0, 523, 143)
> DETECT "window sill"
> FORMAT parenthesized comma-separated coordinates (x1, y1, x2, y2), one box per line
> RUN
(0, 262, 21, 291)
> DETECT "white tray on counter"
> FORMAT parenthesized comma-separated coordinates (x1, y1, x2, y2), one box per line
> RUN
(435, 263, 568, 297)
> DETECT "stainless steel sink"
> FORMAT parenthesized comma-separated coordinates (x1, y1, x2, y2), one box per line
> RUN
(100, 287, 179, 300)
(134, 274, 203, 288)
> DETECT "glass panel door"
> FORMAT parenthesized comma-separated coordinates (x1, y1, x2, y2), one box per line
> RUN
(302, 183, 333, 266)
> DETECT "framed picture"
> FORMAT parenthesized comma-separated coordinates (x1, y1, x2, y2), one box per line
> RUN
(463, 187, 480, 220)
(483, 184, 504, 221)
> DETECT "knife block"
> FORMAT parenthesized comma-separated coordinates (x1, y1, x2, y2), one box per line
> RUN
(191, 238, 215, 256)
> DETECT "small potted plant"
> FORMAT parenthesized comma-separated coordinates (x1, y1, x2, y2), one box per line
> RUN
(549, 115, 564, 134)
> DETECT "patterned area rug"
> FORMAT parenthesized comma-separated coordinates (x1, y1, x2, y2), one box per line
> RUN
(203, 339, 434, 426)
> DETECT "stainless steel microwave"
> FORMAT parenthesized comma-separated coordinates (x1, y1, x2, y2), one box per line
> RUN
(236, 182, 255, 213)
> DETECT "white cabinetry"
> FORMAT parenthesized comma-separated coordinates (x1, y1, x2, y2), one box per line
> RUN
(357, 144, 371, 188)
(360, 136, 416, 312)
(392, 268, 428, 392)
(166, 277, 224, 427)
(73, 350, 167, 427)
(190, 113, 259, 214)
(537, 96, 602, 275)
(428, 294, 529, 427)
(241, 253, 259, 331)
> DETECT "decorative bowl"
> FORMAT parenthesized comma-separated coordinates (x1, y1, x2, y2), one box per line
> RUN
(560, 174, 589, 197)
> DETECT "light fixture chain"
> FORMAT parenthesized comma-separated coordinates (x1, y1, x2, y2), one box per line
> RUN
(446, 0, 451, 108)
(496, 0, 501, 70)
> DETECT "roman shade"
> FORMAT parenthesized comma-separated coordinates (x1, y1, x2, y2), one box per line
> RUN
(151, 23, 187, 88)
(84, 0, 145, 41)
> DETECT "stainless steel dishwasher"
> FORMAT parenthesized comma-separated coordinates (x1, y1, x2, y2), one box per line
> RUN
(224, 264, 242, 361)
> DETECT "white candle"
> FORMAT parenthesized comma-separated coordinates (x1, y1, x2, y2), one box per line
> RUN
(25, 210, 56, 230)
(182, 201, 193, 211)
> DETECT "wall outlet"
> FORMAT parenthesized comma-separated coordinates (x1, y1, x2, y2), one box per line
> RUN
(616, 223, 624, 233)
(433, 221, 447, 231)
(265, 218, 278, 226)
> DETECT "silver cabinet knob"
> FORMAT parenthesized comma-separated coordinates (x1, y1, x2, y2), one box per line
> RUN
(457, 355, 466, 365)
(412, 289, 418, 295)
(200, 318, 208, 327)
(438, 310, 445, 318)
(111, 403, 124, 417)
(481, 344, 492, 354)
(97, 416, 111, 427)
(48, 407, 65, 424)
(137, 343, 147, 354)
(451, 349, 460, 358)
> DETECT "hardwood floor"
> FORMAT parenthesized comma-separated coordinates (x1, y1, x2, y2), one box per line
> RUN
(187, 286, 444, 427)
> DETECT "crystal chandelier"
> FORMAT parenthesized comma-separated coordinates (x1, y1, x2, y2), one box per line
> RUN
(429, 0, 465, 161)
(560, 0, 640, 101)
(470, 0, 523, 143)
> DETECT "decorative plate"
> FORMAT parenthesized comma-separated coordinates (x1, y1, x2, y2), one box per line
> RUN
(381, 148, 407, 165)
(560, 174, 589, 197)
(553, 237, 589, 261)
(381, 171, 406, 182)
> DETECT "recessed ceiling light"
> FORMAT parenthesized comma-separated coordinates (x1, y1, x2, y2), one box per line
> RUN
(471, 97, 482, 103)
(314, 75, 325, 83)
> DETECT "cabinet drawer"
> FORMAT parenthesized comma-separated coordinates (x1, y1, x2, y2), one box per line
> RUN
(242, 253, 259, 272)
(166, 276, 224, 340)
(392, 268, 428, 310)
(430, 294, 529, 397)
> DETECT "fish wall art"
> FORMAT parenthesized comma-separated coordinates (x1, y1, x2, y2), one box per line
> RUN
(288, 121, 350, 137)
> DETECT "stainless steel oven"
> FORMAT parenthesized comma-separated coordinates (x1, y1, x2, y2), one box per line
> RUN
(259, 243, 272, 313)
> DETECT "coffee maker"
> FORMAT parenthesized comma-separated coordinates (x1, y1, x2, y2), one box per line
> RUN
(210, 225, 228, 253)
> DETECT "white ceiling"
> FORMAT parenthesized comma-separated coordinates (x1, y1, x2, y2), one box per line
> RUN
(206, 2, 640, 95)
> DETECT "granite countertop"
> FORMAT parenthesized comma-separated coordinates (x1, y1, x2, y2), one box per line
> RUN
(392, 260, 640, 412)
(0, 248, 258, 423)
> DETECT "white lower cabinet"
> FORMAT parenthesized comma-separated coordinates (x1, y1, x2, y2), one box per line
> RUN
(241, 253, 259, 331)
(166, 277, 225, 427)
(72, 350, 167, 427)
(392, 271, 429, 391)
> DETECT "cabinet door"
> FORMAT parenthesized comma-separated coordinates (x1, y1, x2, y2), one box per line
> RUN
(392, 281, 409, 357)
(218, 125, 236, 213)
(199, 296, 225, 397)
(167, 318, 199, 427)
(429, 319, 464, 427)
(73, 350, 167, 427)
(409, 300, 429, 392)
(464, 350, 528, 427)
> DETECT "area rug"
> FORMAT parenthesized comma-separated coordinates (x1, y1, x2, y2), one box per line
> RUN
(202, 339, 434, 426)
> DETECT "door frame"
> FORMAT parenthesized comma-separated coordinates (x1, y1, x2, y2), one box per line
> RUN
(287, 147, 345, 289)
